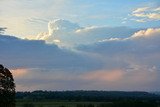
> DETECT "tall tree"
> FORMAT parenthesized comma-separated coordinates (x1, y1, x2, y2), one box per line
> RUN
(0, 64, 15, 107)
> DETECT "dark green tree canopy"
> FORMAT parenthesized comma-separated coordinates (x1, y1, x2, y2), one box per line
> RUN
(0, 64, 15, 107)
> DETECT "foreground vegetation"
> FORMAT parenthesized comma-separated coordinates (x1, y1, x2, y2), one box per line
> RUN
(0, 65, 15, 107)
(16, 91, 160, 107)
(16, 100, 159, 107)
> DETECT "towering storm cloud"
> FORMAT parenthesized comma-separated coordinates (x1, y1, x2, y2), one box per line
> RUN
(37, 19, 140, 47)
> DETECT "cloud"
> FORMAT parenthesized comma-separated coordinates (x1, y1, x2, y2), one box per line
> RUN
(133, 13, 160, 20)
(11, 68, 86, 91)
(36, 19, 140, 47)
(12, 67, 159, 91)
(11, 68, 28, 79)
(44, 19, 81, 45)
(0, 34, 101, 72)
(132, 6, 160, 22)
(133, 7, 149, 13)
(0, 0, 73, 38)
(0, 27, 7, 34)
(82, 70, 124, 82)
(131, 28, 160, 38)
(76, 27, 160, 90)
(27, 17, 48, 23)
(81, 69, 158, 91)
(1, 23, 160, 91)
(79, 27, 160, 53)
(48, 19, 80, 35)
(154, 7, 160, 11)
(133, 19, 146, 23)
(130, 28, 160, 47)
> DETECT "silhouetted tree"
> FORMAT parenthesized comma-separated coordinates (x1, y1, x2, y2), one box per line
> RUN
(0, 64, 15, 107)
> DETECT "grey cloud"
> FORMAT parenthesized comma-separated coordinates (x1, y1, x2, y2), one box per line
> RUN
(0, 34, 102, 71)
(1, 26, 160, 91)
(14, 67, 160, 91)
(76, 28, 160, 90)
(0, 27, 7, 34)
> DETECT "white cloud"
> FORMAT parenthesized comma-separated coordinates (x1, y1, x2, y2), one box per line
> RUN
(36, 19, 139, 47)
(130, 28, 160, 48)
(48, 19, 80, 35)
(36, 32, 49, 40)
(133, 13, 160, 20)
(133, 7, 149, 13)
(132, 6, 160, 22)
(131, 28, 160, 38)
(147, 13, 160, 19)
(154, 7, 160, 11)
(135, 19, 146, 23)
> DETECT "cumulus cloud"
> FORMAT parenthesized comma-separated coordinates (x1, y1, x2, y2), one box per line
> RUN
(132, 6, 160, 22)
(78, 27, 160, 59)
(77, 27, 160, 90)
(36, 19, 139, 47)
(131, 28, 160, 38)
(1, 23, 160, 91)
(130, 28, 160, 47)
(48, 19, 80, 35)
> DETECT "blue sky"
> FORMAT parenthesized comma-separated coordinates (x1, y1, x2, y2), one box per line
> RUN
(0, 0, 160, 91)
(0, 0, 160, 37)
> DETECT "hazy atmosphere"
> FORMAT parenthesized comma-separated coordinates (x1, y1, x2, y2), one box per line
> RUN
(0, 0, 160, 91)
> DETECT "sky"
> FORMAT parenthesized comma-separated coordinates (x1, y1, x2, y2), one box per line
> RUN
(0, 0, 160, 91)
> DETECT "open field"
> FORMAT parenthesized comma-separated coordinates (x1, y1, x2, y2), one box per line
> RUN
(16, 101, 112, 107)
(15, 91, 160, 107)
(16, 100, 160, 107)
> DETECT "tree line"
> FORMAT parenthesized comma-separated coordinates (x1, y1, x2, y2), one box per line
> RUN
(16, 90, 160, 102)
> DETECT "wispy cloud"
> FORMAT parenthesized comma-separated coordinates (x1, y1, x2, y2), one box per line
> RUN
(132, 6, 160, 22)
(27, 17, 49, 23)
(133, 7, 149, 13)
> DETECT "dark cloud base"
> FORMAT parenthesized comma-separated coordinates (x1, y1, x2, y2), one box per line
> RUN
(1, 27, 160, 91)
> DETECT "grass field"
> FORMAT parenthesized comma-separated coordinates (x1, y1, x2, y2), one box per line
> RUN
(16, 100, 112, 107)
(16, 100, 160, 107)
